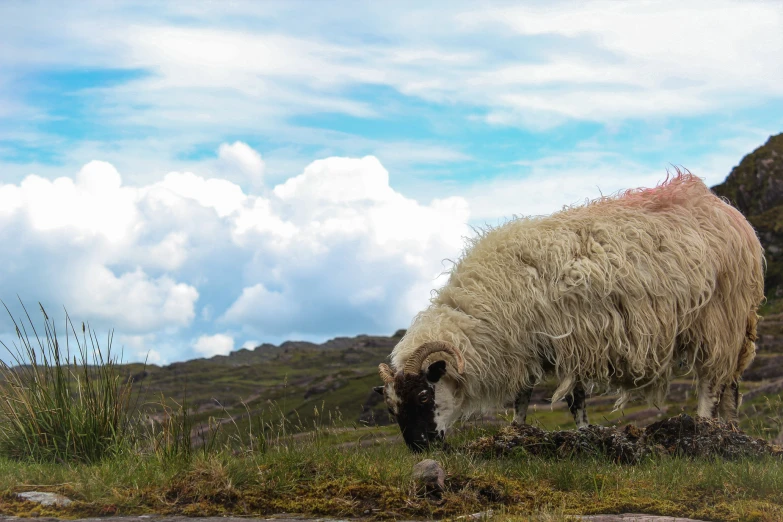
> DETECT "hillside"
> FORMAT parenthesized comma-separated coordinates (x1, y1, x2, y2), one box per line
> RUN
(125, 331, 404, 438)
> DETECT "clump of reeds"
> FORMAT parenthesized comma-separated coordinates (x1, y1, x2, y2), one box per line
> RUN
(0, 300, 139, 463)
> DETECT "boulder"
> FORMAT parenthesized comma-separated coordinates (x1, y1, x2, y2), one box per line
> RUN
(16, 491, 72, 506)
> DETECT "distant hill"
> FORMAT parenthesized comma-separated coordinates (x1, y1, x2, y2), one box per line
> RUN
(126, 331, 406, 437)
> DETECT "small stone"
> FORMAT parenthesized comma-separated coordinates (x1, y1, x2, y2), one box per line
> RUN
(412, 458, 445, 495)
(16, 491, 72, 507)
(457, 509, 495, 520)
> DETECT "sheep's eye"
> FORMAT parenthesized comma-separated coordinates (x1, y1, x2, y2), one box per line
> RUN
(418, 390, 430, 403)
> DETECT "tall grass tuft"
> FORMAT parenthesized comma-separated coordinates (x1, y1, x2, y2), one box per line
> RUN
(145, 394, 222, 461)
(0, 301, 139, 463)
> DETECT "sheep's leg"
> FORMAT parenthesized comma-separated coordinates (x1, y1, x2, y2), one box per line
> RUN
(565, 383, 589, 429)
(696, 379, 722, 418)
(717, 380, 741, 424)
(512, 386, 533, 425)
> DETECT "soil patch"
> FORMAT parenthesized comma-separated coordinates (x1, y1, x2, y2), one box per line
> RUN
(465, 413, 783, 464)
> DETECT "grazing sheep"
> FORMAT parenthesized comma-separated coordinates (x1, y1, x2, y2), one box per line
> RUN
(375, 171, 764, 451)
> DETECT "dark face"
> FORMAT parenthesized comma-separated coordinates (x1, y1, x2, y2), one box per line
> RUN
(374, 360, 448, 451)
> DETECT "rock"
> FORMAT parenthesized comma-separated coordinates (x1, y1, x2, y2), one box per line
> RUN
(712, 133, 783, 299)
(456, 509, 495, 520)
(357, 386, 392, 427)
(711, 133, 783, 218)
(16, 491, 72, 506)
(412, 458, 445, 495)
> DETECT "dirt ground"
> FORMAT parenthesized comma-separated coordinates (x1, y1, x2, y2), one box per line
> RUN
(466, 413, 783, 464)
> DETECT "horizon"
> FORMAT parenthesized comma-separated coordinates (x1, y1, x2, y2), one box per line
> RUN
(1, 1, 782, 365)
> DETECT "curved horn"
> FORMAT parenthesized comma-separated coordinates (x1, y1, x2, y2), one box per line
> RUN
(403, 341, 465, 376)
(378, 363, 395, 384)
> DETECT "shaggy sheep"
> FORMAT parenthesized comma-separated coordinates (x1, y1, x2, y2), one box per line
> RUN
(375, 171, 764, 451)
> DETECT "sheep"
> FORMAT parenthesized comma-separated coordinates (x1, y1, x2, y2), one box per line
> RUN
(375, 171, 764, 451)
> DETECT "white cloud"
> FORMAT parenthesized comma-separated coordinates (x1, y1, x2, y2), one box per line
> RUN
(273, 156, 395, 203)
(145, 349, 164, 365)
(217, 141, 266, 189)
(0, 145, 471, 362)
(193, 333, 234, 357)
(241, 339, 259, 350)
(152, 171, 247, 217)
(19, 161, 138, 243)
(223, 284, 299, 326)
(222, 154, 471, 334)
(68, 265, 198, 332)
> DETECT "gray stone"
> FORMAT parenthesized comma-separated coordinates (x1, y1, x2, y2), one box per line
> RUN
(455, 510, 494, 520)
(16, 491, 73, 507)
(412, 458, 445, 494)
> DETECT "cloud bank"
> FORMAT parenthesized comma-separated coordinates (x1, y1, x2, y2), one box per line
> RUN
(0, 144, 470, 363)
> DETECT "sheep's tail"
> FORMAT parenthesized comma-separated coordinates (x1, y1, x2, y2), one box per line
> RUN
(736, 312, 758, 380)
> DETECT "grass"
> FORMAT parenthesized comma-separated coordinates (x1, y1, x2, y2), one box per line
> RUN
(0, 301, 139, 463)
(1, 303, 782, 521)
(1, 428, 782, 521)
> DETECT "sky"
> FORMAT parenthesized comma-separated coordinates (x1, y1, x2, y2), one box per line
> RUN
(0, 1, 781, 365)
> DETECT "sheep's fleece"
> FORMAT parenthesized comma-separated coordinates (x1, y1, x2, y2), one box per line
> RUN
(390, 172, 765, 415)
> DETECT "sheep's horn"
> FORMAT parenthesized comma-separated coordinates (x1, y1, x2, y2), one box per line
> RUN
(378, 363, 395, 384)
(403, 341, 465, 376)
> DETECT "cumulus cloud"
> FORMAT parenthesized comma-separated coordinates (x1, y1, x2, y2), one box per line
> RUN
(222, 154, 470, 336)
(0, 144, 471, 363)
(153, 171, 248, 217)
(274, 156, 395, 203)
(0, 160, 200, 336)
(217, 141, 266, 189)
(193, 333, 234, 357)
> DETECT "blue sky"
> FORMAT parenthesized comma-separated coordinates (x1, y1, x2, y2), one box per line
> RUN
(0, 0, 781, 364)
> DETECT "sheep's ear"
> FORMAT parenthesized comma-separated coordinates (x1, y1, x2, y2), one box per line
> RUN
(373, 385, 385, 395)
(426, 360, 448, 383)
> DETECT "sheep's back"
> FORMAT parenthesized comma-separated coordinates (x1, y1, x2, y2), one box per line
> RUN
(434, 174, 764, 402)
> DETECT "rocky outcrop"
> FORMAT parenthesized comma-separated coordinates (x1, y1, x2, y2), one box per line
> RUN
(358, 387, 392, 426)
(712, 133, 783, 298)
(711, 134, 783, 216)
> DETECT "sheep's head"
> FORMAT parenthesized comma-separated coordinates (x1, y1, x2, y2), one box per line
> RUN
(374, 341, 465, 451)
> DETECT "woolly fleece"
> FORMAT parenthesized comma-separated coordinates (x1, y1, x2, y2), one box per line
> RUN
(389, 172, 765, 415)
